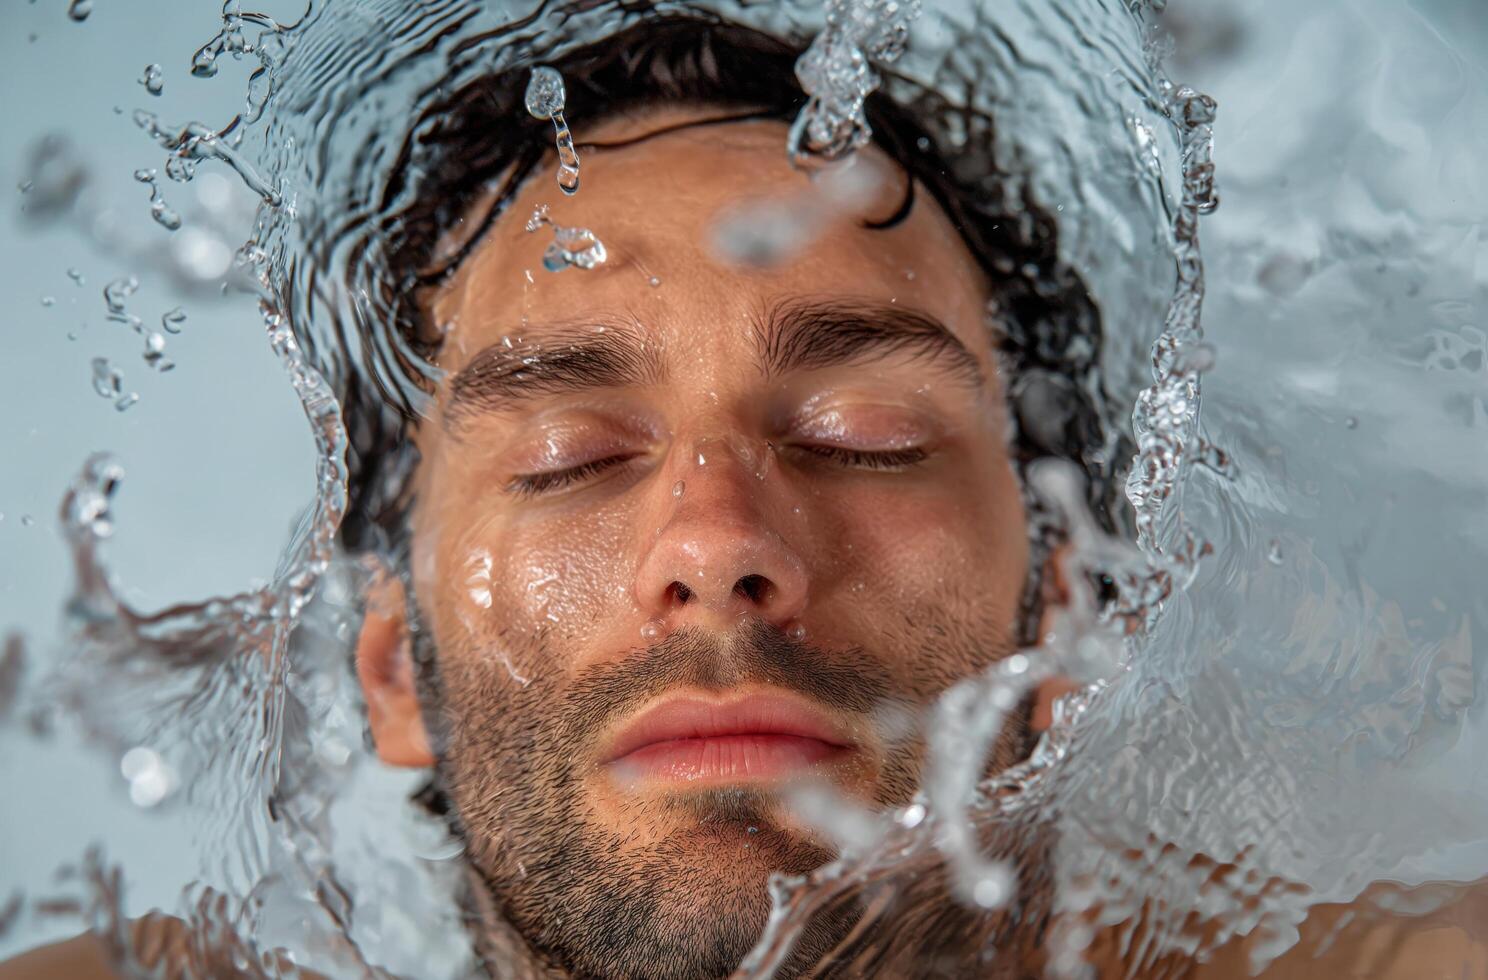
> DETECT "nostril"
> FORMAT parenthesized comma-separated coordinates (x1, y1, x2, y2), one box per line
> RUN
(734, 574, 772, 605)
(668, 581, 694, 605)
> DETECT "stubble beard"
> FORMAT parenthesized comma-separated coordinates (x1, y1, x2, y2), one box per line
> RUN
(409, 608, 1025, 979)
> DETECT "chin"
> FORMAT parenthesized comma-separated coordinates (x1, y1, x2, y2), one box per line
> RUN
(615, 785, 832, 870)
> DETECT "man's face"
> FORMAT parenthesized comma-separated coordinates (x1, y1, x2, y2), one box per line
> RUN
(397, 110, 1031, 977)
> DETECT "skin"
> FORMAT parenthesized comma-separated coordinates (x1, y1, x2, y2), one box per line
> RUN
(384, 108, 1038, 978)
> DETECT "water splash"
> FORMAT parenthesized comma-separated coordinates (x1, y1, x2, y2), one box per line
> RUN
(12, 0, 1484, 976)
(788, 0, 921, 164)
(525, 204, 607, 272)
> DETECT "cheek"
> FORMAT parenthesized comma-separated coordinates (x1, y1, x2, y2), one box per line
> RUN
(426, 490, 640, 682)
(820, 463, 1028, 616)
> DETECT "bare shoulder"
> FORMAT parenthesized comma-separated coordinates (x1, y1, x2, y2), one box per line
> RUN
(0, 932, 117, 980)
(0, 916, 326, 980)
(1073, 880, 1487, 979)
(1190, 881, 1488, 980)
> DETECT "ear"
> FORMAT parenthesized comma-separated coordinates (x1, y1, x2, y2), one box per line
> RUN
(1029, 541, 1080, 733)
(355, 573, 435, 768)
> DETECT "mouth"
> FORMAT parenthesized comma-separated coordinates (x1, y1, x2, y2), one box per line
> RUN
(602, 690, 857, 787)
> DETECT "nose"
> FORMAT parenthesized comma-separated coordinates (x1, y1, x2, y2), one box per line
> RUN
(634, 446, 808, 630)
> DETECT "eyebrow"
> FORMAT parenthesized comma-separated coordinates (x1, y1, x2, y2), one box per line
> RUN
(756, 298, 985, 386)
(444, 318, 663, 426)
(443, 298, 984, 426)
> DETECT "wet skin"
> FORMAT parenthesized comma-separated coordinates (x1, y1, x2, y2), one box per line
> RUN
(358, 108, 1034, 978)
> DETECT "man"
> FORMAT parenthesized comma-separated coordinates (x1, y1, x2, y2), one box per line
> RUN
(343, 17, 1097, 977)
(6, 13, 1482, 980)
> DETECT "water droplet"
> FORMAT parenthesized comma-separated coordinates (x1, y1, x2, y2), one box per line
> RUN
(67, 0, 92, 22)
(139, 63, 164, 96)
(524, 66, 565, 120)
(648, 276, 662, 288)
(525, 67, 581, 195)
(142, 332, 172, 371)
(160, 307, 186, 333)
(672, 480, 685, 498)
(120, 746, 175, 808)
(970, 867, 1011, 909)
(1344, 416, 1358, 429)
(640, 621, 662, 641)
(1266, 539, 1284, 565)
(114, 392, 139, 412)
(67, 268, 84, 286)
(40, 295, 55, 307)
(91, 357, 122, 398)
(20, 515, 35, 528)
(103, 276, 138, 315)
(900, 803, 926, 827)
(787, 622, 807, 642)
(135, 167, 181, 231)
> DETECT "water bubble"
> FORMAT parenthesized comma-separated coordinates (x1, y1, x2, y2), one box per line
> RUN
(161, 307, 187, 333)
(20, 515, 35, 528)
(1344, 416, 1358, 429)
(648, 276, 662, 288)
(67, 268, 85, 286)
(40, 296, 55, 308)
(66, 0, 92, 22)
(139, 64, 164, 96)
(1266, 539, 1284, 565)
(114, 392, 139, 412)
(787, 622, 808, 642)
(640, 621, 662, 642)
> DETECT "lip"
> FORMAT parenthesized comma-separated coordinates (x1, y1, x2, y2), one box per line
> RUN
(602, 691, 857, 786)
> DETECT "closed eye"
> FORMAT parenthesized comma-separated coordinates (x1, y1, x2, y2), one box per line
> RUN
(505, 454, 639, 497)
(792, 445, 929, 470)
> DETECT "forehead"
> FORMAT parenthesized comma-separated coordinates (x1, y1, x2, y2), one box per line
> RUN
(428, 110, 993, 374)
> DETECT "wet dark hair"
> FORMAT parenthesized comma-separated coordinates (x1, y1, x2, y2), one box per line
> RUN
(338, 13, 1120, 555)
